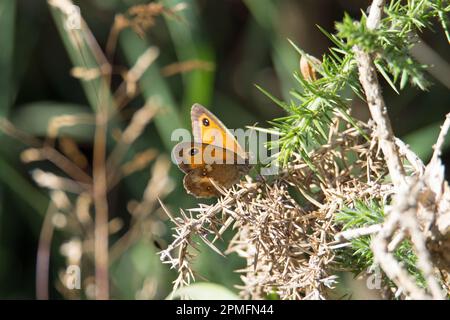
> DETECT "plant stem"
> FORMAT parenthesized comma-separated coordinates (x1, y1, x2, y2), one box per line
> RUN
(353, 0, 406, 187)
(36, 202, 56, 300)
(93, 110, 109, 300)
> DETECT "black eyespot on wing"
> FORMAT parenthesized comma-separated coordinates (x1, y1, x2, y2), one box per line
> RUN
(202, 118, 210, 126)
(190, 148, 199, 156)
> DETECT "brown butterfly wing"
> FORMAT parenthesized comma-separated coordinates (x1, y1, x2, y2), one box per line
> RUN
(191, 104, 247, 160)
(183, 169, 222, 198)
(172, 142, 204, 173)
(183, 163, 249, 198)
(173, 142, 251, 198)
(172, 142, 248, 171)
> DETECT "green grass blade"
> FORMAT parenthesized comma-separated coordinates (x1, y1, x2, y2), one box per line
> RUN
(244, 0, 297, 100)
(119, 29, 182, 151)
(0, 155, 48, 229)
(162, 0, 215, 121)
(48, 1, 114, 112)
(0, 0, 16, 117)
(11, 101, 94, 141)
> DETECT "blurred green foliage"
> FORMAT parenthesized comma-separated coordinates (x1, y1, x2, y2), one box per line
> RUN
(0, 0, 448, 299)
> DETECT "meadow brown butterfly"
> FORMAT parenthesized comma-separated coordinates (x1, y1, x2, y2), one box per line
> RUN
(172, 104, 252, 198)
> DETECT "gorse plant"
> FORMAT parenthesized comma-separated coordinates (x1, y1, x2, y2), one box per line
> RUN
(253, 0, 449, 298)
(337, 0, 449, 91)
(250, 0, 449, 298)
(256, 39, 363, 169)
(160, 0, 450, 299)
(336, 201, 427, 292)
(258, 0, 449, 170)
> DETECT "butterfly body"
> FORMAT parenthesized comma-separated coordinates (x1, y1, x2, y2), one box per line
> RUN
(173, 104, 252, 198)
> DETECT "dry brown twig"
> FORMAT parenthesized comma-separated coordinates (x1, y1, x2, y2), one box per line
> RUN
(354, 0, 448, 300)
(160, 118, 396, 299)
(353, 0, 406, 188)
(160, 114, 449, 300)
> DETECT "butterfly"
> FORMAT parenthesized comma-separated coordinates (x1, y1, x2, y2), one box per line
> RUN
(172, 104, 252, 198)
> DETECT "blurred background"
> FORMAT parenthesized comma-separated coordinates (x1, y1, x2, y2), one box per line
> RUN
(0, 0, 448, 299)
